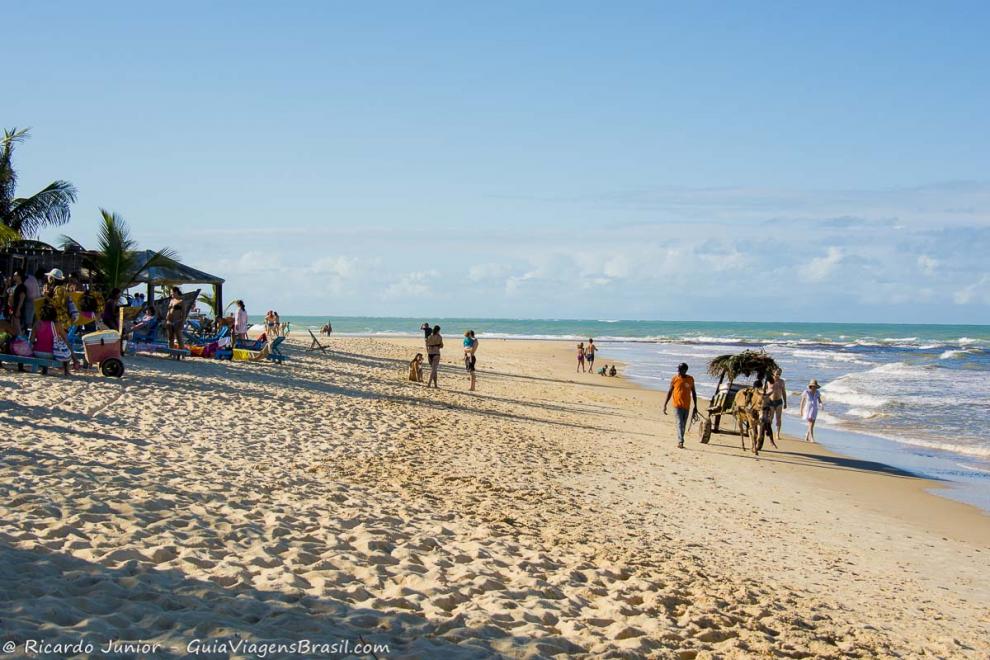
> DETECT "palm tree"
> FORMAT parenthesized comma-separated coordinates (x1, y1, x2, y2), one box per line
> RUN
(63, 209, 176, 294)
(1, 128, 77, 237)
(197, 291, 218, 316)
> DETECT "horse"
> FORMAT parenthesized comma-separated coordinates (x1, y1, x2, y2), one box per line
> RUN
(731, 386, 772, 455)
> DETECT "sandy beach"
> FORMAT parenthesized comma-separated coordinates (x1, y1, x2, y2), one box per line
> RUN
(1, 336, 988, 658)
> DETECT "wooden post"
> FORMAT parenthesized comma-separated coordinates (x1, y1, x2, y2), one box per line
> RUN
(214, 282, 223, 319)
(712, 372, 726, 432)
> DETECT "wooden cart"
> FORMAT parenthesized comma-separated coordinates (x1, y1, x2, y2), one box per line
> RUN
(698, 350, 779, 443)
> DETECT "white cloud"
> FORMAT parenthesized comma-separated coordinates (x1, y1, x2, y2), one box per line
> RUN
(309, 256, 363, 279)
(953, 275, 990, 305)
(383, 270, 438, 299)
(468, 263, 510, 282)
(803, 247, 843, 282)
(917, 255, 939, 276)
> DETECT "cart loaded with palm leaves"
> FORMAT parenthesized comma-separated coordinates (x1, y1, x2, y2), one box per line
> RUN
(698, 350, 779, 443)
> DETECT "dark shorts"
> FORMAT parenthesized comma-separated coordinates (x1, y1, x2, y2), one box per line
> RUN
(587, 353, 595, 363)
(465, 355, 476, 372)
(769, 399, 783, 408)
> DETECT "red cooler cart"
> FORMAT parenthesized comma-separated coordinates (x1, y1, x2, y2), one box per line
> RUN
(82, 330, 125, 377)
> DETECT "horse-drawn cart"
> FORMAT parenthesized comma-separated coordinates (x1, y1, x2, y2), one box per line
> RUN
(698, 350, 779, 444)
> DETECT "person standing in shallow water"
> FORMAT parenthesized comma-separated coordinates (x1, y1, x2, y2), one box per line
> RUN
(663, 362, 698, 449)
(800, 380, 823, 442)
(425, 325, 443, 388)
(765, 368, 787, 440)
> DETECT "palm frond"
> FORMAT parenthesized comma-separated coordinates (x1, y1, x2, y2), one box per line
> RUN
(0, 224, 19, 246)
(198, 292, 219, 316)
(0, 129, 29, 218)
(707, 350, 779, 382)
(9, 180, 78, 235)
(1, 128, 30, 147)
(87, 209, 177, 294)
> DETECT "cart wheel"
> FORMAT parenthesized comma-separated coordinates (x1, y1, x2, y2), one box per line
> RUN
(101, 358, 125, 378)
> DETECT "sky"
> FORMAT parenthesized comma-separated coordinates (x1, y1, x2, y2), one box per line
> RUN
(4, 1, 990, 323)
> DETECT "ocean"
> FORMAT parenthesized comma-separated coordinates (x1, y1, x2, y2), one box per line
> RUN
(267, 316, 990, 511)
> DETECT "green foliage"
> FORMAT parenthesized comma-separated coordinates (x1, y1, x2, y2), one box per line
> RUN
(197, 291, 219, 316)
(1, 128, 77, 237)
(65, 209, 177, 295)
(707, 350, 780, 382)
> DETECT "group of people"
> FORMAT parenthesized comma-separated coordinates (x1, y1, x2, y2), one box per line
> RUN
(662, 363, 825, 449)
(263, 310, 290, 338)
(409, 323, 478, 391)
(575, 339, 598, 372)
(0, 268, 127, 366)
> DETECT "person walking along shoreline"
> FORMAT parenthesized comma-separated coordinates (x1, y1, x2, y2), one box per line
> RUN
(663, 362, 698, 449)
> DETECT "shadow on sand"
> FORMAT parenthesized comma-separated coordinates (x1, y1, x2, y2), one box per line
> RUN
(0, 534, 582, 658)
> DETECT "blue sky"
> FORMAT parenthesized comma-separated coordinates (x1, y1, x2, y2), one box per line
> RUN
(4, 1, 990, 322)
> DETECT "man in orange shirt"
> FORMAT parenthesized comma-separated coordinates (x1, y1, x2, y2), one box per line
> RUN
(663, 362, 698, 449)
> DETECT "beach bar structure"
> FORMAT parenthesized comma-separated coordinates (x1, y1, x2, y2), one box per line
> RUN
(131, 250, 225, 315)
(0, 239, 85, 279)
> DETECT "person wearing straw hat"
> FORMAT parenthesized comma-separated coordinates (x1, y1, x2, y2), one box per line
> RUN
(799, 379, 824, 443)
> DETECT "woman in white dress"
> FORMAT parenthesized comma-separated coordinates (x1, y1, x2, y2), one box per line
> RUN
(799, 379, 824, 442)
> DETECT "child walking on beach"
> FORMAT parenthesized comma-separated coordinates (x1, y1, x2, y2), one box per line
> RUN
(800, 380, 823, 442)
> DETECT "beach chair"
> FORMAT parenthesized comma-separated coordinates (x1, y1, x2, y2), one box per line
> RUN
(267, 336, 287, 364)
(307, 328, 330, 353)
(232, 336, 287, 364)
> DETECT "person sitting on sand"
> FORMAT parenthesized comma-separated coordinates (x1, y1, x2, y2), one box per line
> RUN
(800, 379, 823, 443)
(598, 364, 608, 375)
(426, 325, 443, 388)
(463, 330, 478, 391)
(576, 342, 586, 372)
(609, 365, 617, 377)
(409, 353, 424, 382)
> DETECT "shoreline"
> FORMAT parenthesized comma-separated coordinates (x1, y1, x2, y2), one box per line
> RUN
(390, 336, 990, 544)
(311, 331, 990, 515)
(2, 335, 987, 655)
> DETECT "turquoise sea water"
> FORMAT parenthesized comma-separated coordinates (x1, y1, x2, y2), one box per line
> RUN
(261, 316, 990, 511)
